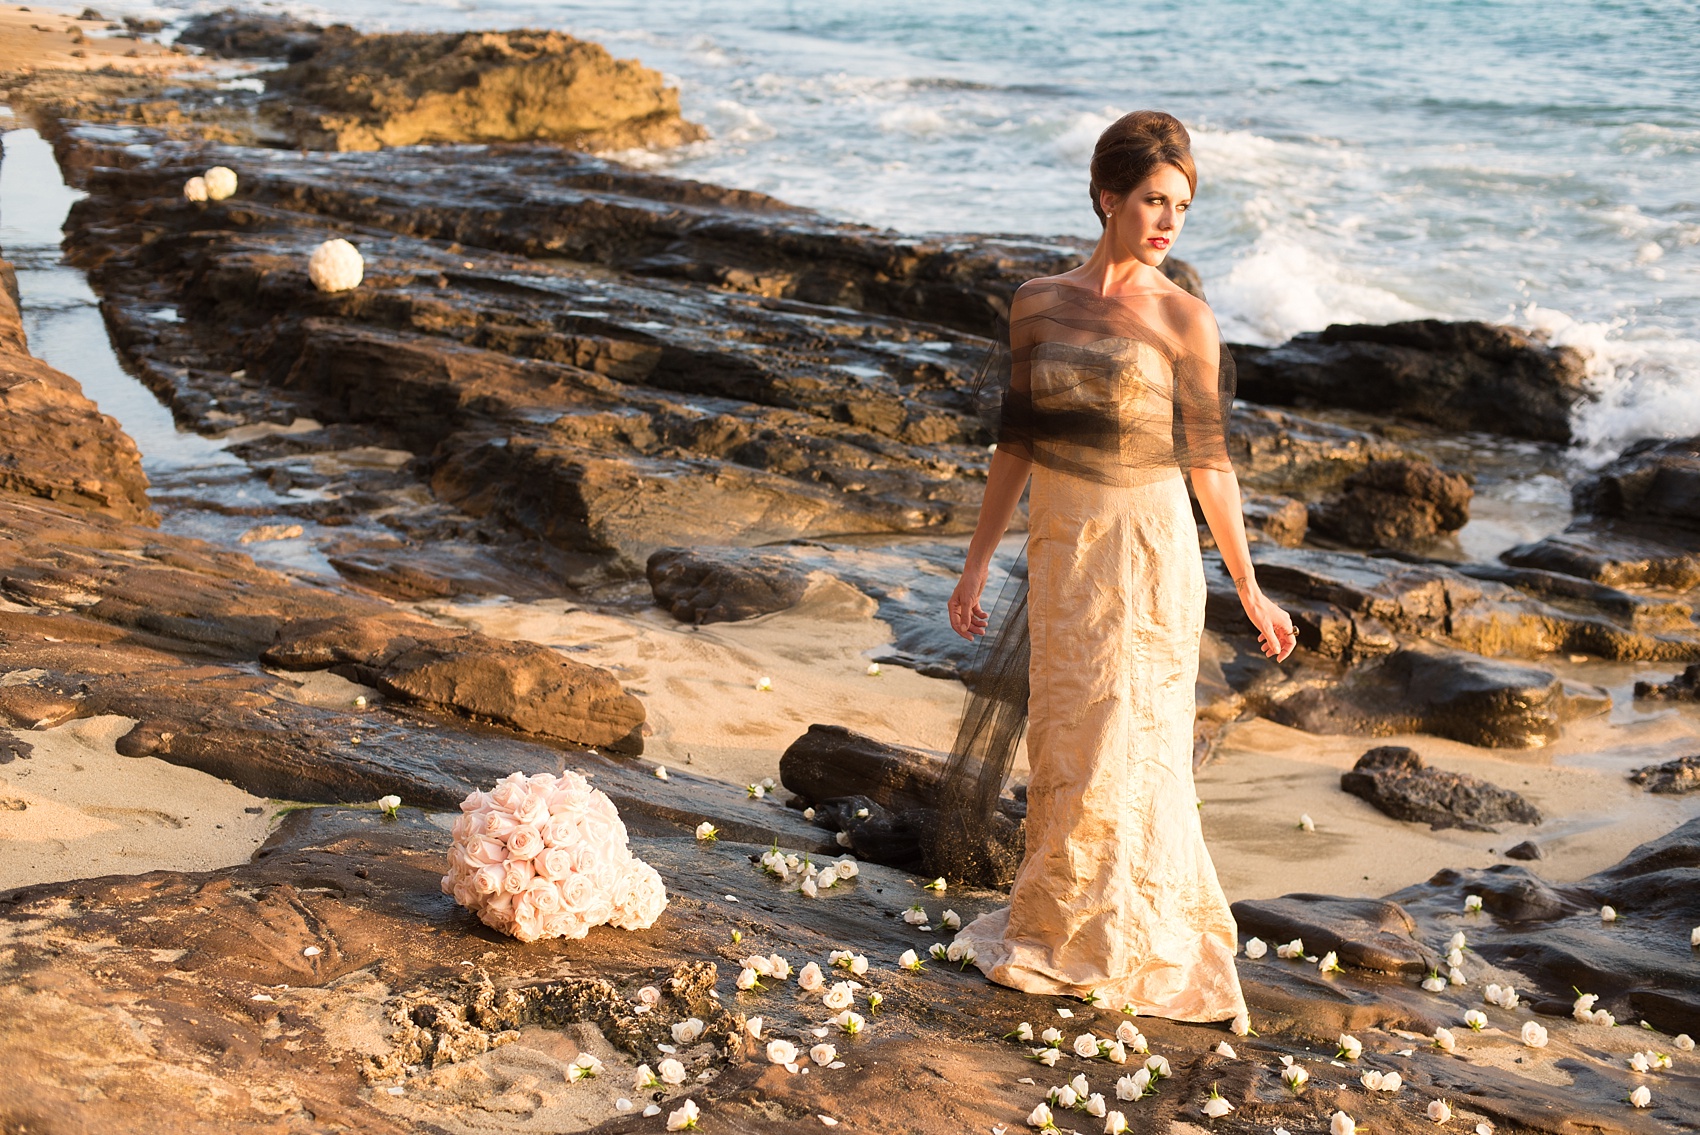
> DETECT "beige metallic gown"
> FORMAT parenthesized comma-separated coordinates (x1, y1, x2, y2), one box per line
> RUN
(951, 311, 1247, 1023)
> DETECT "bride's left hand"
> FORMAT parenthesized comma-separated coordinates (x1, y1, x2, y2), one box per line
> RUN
(1239, 584, 1298, 662)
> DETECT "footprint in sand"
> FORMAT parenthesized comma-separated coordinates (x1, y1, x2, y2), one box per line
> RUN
(82, 805, 186, 829)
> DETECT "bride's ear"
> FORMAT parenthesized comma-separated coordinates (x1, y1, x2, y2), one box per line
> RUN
(1099, 187, 1122, 220)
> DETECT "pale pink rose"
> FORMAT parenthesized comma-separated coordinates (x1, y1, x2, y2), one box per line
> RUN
(459, 789, 492, 813)
(543, 912, 583, 939)
(546, 781, 589, 813)
(609, 861, 667, 930)
(507, 825, 545, 860)
(465, 835, 507, 867)
(512, 787, 550, 827)
(542, 813, 580, 848)
(501, 858, 535, 895)
(482, 810, 519, 840)
(451, 812, 472, 841)
(489, 776, 528, 812)
(472, 864, 505, 896)
(509, 898, 545, 943)
(535, 847, 575, 882)
(481, 890, 517, 921)
(446, 845, 470, 873)
(526, 878, 564, 916)
(440, 871, 455, 896)
(527, 772, 556, 788)
(559, 872, 599, 917)
(462, 810, 489, 839)
(452, 879, 478, 908)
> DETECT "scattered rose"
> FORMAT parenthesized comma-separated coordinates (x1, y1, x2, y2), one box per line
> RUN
(1464, 1010, 1487, 1031)
(925, 877, 947, 892)
(798, 962, 826, 992)
(1428, 1098, 1452, 1124)
(1243, 937, 1267, 960)
(810, 1043, 837, 1065)
(1629, 1085, 1650, 1108)
(1422, 971, 1447, 994)
(695, 822, 717, 841)
(903, 905, 929, 926)
(1600, 905, 1617, 922)
(1331, 1111, 1357, 1135)
(1464, 895, 1482, 913)
(658, 1058, 687, 1085)
(378, 794, 401, 817)
(1521, 1021, 1548, 1049)
(899, 949, 923, 972)
(673, 1018, 705, 1045)
(1281, 1065, 1309, 1093)
(833, 1010, 864, 1035)
(1215, 1042, 1237, 1059)
(1318, 951, 1343, 974)
(1276, 939, 1305, 959)
(766, 1039, 799, 1066)
(1074, 1033, 1100, 1058)
(1298, 814, 1315, 832)
(1104, 1111, 1128, 1133)
(1026, 1102, 1055, 1130)
(1337, 1035, 1362, 1060)
(666, 1098, 700, 1131)
(942, 909, 962, 930)
(1433, 1028, 1456, 1052)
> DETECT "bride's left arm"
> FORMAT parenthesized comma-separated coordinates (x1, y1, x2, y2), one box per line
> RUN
(1176, 301, 1297, 662)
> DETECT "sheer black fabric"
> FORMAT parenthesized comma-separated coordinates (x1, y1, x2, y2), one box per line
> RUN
(922, 280, 1237, 885)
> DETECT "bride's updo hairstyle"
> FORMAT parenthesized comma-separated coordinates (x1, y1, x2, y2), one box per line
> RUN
(1089, 110, 1197, 227)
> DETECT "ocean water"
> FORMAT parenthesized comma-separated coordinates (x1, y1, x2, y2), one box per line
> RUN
(122, 1, 1700, 460)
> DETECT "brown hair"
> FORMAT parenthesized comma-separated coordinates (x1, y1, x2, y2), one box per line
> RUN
(1089, 110, 1197, 226)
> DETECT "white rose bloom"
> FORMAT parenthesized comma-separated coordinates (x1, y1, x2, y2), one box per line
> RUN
(1521, 1021, 1548, 1049)
(203, 166, 238, 200)
(942, 909, 962, 930)
(1464, 1010, 1488, 1031)
(1145, 1055, 1170, 1078)
(1215, 1042, 1236, 1059)
(766, 1039, 799, 1066)
(1014, 1022, 1034, 1042)
(1448, 931, 1467, 952)
(1422, 973, 1448, 993)
(801, 875, 819, 898)
(1675, 1034, 1694, 1051)
(1230, 1014, 1250, 1037)
(1105, 1040, 1128, 1064)
(307, 238, 364, 293)
(1026, 1102, 1054, 1129)
(1115, 1073, 1141, 1101)
(1360, 1070, 1384, 1091)
(1041, 1027, 1064, 1045)
(672, 1018, 705, 1045)
(1243, 937, 1267, 959)
(736, 967, 761, 991)
(1428, 1098, 1453, 1123)
(1449, 966, 1467, 986)
(658, 1058, 687, 1084)
(1464, 895, 1482, 913)
(1433, 1028, 1456, 1052)
(695, 822, 716, 840)
(810, 1043, 837, 1065)
(798, 962, 825, 991)
(1034, 1047, 1060, 1066)
(1276, 939, 1305, 959)
(638, 985, 661, 1006)
(1070, 1073, 1091, 1097)
(1629, 1085, 1651, 1108)
(1600, 905, 1617, 922)
(1337, 1034, 1362, 1060)
(1055, 1086, 1078, 1109)
(821, 983, 854, 1011)
(666, 1099, 700, 1131)
(1104, 1111, 1129, 1134)
(1282, 1065, 1309, 1090)
(1573, 993, 1598, 1018)
(1629, 1052, 1650, 1073)
(833, 1010, 864, 1035)
(1073, 1033, 1100, 1058)
(745, 1015, 764, 1039)
(903, 906, 929, 925)
(1085, 1093, 1107, 1117)
(1115, 1020, 1142, 1046)
(1331, 1111, 1357, 1135)
(1447, 948, 1465, 968)
(1202, 1097, 1233, 1118)
(817, 866, 839, 888)
(184, 176, 209, 202)
(834, 856, 859, 878)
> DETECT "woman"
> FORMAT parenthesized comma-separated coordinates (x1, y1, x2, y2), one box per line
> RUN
(938, 110, 1297, 1025)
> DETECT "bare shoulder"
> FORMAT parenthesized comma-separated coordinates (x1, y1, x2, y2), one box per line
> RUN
(1157, 288, 1221, 352)
(1010, 274, 1065, 318)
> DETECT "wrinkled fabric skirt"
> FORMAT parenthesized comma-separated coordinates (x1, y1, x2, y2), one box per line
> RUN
(952, 467, 1245, 1022)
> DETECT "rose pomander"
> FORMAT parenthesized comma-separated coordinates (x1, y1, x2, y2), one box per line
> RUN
(442, 771, 667, 942)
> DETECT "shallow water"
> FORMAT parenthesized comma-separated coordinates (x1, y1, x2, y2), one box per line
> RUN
(125, 0, 1700, 465)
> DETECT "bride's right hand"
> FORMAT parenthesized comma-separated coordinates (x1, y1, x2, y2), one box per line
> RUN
(948, 566, 991, 641)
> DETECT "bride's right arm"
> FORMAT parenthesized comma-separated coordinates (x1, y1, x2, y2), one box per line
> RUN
(949, 447, 1033, 640)
(949, 287, 1039, 640)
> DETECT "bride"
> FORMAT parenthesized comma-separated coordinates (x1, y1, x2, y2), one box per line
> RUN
(937, 110, 1297, 1023)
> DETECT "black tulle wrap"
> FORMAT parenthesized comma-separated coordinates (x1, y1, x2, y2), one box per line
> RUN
(921, 280, 1237, 885)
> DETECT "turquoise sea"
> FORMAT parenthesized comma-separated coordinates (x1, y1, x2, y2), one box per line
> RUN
(135, 0, 1700, 458)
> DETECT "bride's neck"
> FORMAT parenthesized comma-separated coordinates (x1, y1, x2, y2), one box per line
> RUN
(1076, 236, 1168, 296)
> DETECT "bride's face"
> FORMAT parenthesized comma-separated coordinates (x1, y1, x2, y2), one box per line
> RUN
(1103, 165, 1192, 267)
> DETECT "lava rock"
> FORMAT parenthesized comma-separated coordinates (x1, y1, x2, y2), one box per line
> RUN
(1269, 645, 1609, 749)
(1636, 663, 1700, 701)
(646, 546, 812, 624)
(1628, 754, 1700, 795)
(268, 28, 707, 152)
(1572, 434, 1700, 532)
(1340, 745, 1542, 831)
(1230, 320, 1590, 443)
(1308, 458, 1472, 550)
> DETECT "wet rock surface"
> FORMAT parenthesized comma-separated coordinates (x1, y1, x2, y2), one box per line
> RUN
(1628, 754, 1700, 795)
(1636, 662, 1700, 701)
(646, 546, 813, 625)
(4, 794, 1698, 1132)
(1308, 458, 1472, 551)
(1340, 745, 1543, 831)
(1230, 320, 1591, 444)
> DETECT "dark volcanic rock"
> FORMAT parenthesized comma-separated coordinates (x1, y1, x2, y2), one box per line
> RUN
(1230, 895, 1439, 975)
(1308, 458, 1472, 550)
(1573, 434, 1700, 532)
(266, 28, 707, 152)
(647, 545, 813, 624)
(1503, 840, 1543, 861)
(1501, 525, 1700, 590)
(1340, 745, 1542, 831)
(1267, 644, 1609, 748)
(1230, 320, 1590, 443)
(177, 7, 327, 61)
(1627, 754, 1700, 795)
(779, 724, 947, 814)
(1636, 662, 1700, 701)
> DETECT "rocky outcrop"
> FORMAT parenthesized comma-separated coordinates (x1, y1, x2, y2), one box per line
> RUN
(1266, 644, 1609, 749)
(1573, 435, 1700, 532)
(264, 28, 706, 153)
(177, 7, 328, 62)
(1340, 745, 1542, 830)
(1636, 662, 1700, 701)
(1231, 320, 1591, 443)
(1628, 754, 1700, 795)
(1307, 458, 1472, 551)
(4, 800, 1696, 1132)
(646, 546, 813, 624)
